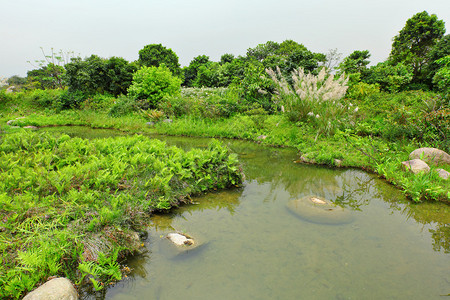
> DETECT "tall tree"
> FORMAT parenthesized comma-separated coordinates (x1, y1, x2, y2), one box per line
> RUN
(338, 50, 371, 75)
(389, 11, 446, 83)
(138, 44, 181, 77)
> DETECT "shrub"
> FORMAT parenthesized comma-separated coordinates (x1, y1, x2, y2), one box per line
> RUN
(108, 95, 137, 117)
(54, 90, 86, 110)
(365, 62, 413, 92)
(267, 66, 351, 135)
(128, 65, 182, 108)
(432, 55, 450, 96)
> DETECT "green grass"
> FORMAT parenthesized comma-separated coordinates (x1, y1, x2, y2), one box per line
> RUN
(0, 130, 243, 299)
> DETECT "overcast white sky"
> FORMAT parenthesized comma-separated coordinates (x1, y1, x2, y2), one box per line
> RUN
(1, 0, 449, 77)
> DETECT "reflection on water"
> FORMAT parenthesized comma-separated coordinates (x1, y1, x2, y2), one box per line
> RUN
(40, 127, 450, 299)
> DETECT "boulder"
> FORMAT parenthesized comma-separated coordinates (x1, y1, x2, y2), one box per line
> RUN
(23, 278, 78, 300)
(401, 159, 430, 174)
(163, 232, 205, 256)
(409, 148, 450, 166)
(436, 168, 449, 180)
(287, 195, 353, 225)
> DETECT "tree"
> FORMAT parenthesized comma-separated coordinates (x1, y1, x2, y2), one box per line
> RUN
(127, 65, 182, 108)
(138, 44, 181, 77)
(321, 49, 343, 72)
(27, 48, 78, 89)
(338, 50, 371, 76)
(389, 11, 446, 83)
(65, 55, 136, 96)
(220, 53, 235, 65)
(182, 55, 211, 86)
(426, 34, 450, 87)
(365, 61, 413, 92)
(246, 41, 280, 61)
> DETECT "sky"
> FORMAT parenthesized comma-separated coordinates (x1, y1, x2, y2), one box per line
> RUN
(1, 0, 449, 77)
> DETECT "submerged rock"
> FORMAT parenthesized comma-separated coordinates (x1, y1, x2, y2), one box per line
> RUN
(23, 277, 78, 300)
(409, 148, 450, 166)
(401, 159, 430, 174)
(287, 195, 353, 225)
(163, 232, 204, 256)
(167, 233, 195, 246)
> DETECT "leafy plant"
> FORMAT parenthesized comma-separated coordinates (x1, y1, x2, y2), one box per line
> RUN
(128, 65, 182, 108)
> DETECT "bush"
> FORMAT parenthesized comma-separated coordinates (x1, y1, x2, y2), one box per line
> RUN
(158, 87, 241, 119)
(108, 95, 137, 117)
(127, 65, 182, 108)
(365, 62, 413, 92)
(55, 90, 87, 110)
(267, 67, 351, 135)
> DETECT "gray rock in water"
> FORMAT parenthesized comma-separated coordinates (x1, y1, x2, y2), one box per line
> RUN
(401, 159, 430, 174)
(23, 278, 78, 300)
(435, 168, 449, 180)
(409, 148, 450, 166)
(287, 195, 353, 225)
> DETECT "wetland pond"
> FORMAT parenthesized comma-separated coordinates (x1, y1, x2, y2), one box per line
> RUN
(42, 127, 450, 300)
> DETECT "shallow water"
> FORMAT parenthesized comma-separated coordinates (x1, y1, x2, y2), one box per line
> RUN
(41, 127, 450, 299)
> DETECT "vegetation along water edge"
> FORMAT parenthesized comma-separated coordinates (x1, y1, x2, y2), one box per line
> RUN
(0, 10, 449, 298)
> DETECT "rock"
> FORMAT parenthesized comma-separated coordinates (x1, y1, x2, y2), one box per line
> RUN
(436, 168, 449, 180)
(163, 232, 204, 256)
(23, 278, 78, 300)
(401, 159, 430, 174)
(23, 126, 38, 129)
(167, 233, 194, 246)
(6, 116, 25, 126)
(334, 159, 343, 167)
(298, 155, 315, 164)
(162, 119, 173, 124)
(409, 148, 450, 166)
(257, 135, 267, 140)
(287, 195, 353, 225)
(146, 121, 155, 126)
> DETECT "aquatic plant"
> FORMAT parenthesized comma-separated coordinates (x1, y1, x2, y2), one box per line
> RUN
(0, 130, 243, 298)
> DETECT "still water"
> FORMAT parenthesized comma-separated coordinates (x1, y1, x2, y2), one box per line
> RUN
(42, 127, 450, 299)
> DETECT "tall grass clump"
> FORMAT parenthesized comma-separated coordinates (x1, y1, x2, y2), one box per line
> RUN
(267, 67, 351, 136)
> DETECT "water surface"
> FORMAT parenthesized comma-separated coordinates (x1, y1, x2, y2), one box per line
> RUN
(41, 127, 450, 299)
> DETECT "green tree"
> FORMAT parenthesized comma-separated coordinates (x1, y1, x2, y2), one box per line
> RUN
(365, 61, 413, 92)
(65, 55, 136, 96)
(128, 65, 182, 108)
(182, 55, 212, 86)
(427, 34, 450, 88)
(389, 11, 446, 84)
(138, 44, 181, 77)
(220, 53, 235, 65)
(338, 50, 371, 76)
(432, 55, 450, 95)
(246, 41, 280, 61)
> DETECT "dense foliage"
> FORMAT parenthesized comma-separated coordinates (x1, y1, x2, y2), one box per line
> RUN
(127, 65, 182, 108)
(138, 44, 181, 77)
(0, 131, 243, 298)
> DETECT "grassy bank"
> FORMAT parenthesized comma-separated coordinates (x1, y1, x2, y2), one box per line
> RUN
(0, 130, 243, 299)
